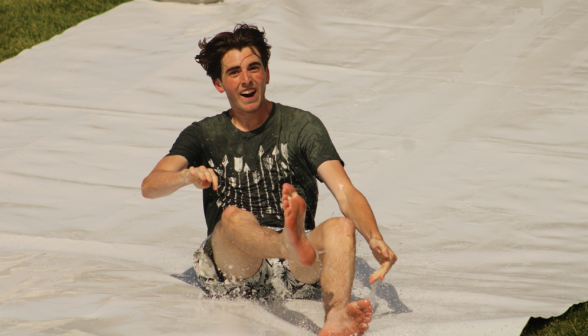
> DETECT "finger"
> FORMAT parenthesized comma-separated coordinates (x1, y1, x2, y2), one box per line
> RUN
(369, 273, 382, 284)
(195, 170, 211, 187)
(184, 167, 197, 183)
(204, 169, 213, 182)
(191, 167, 201, 181)
(197, 166, 212, 182)
(208, 168, 219, 190)
(368, 269, 380, 284)
(369, 261, 392, 284)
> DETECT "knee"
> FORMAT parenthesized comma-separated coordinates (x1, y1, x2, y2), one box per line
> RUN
(221, 205, 240, 223)
(326, 217, 356, 245)
(338, 217, 355, 239)
(337, 218, 356, 241)
(216, 206, 241, 233)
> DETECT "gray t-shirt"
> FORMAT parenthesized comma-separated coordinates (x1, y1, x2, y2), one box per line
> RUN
(168, 103, 343, 235)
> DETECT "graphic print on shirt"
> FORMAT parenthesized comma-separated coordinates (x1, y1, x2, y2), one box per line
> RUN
(243, 163, 252, 213)
(252, 169, 263, 218)
(234, 157, 243, 208)
(209, 143, 293, 221)
(281, 143, 293, 184)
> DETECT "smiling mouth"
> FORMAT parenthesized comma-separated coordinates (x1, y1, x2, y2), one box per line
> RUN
(240, 89, 256, 98)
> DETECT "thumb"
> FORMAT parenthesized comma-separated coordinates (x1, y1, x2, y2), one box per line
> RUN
(381, 247, 390, 259)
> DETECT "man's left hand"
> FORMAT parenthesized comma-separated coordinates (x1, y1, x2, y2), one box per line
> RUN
(368, 238, 397, 284)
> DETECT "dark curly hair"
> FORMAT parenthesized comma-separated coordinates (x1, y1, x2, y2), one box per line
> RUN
(195, 23, 272, 81)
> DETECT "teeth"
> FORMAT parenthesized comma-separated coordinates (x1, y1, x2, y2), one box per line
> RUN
(242, 89, 255, 94)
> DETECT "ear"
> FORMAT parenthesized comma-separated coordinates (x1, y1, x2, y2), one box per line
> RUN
(265, 67, 270, 85)
(213, 78, 225, 93)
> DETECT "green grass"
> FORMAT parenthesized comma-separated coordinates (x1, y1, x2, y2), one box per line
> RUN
(0, 0, 131, 62)
(521, 301, 588, 336)
(1, 1, 587, 335)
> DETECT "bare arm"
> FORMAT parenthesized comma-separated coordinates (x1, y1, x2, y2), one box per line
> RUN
(141, 155, 218, 199)
(317, 160, 397, 283)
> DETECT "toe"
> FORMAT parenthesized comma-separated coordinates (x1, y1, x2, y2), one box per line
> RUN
(357, 299, 372, 311)
(346, 302, 364, 317)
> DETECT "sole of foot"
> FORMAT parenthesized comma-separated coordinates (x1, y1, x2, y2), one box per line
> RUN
(282, 183, 316, 267)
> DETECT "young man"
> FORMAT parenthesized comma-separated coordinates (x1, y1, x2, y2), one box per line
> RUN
(141, 24, 397, 336)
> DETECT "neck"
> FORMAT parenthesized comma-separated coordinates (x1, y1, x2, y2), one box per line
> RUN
(229, 100, 273, 132)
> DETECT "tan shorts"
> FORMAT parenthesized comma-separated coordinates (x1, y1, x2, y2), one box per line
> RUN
(193, 235, 321, 300)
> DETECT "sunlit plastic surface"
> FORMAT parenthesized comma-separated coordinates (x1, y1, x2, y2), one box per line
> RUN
(1, 0, 587, 334)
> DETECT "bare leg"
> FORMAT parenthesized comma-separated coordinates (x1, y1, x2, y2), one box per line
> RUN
(289, 218, 372, 335)
(212, 184, 372, 334)
(211, 207, 277, 280)
(211, 183, 315, 280)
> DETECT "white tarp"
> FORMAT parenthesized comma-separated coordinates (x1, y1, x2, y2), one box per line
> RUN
(1, 0, 587, 334)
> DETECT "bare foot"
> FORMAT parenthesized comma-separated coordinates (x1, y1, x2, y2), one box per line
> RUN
(318, 300, 373, 336)
(281, 183, 316, 267)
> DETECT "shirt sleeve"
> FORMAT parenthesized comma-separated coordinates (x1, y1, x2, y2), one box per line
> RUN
(298, 114, 344, 181)
(167, 123, 204, 168)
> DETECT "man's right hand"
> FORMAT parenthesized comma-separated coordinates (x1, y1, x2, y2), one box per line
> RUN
(182, 165, 218, 190)
(142, 155, 218, 199)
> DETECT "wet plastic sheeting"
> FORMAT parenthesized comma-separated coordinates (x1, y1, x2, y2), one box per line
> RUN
(1, 0, 587, 334)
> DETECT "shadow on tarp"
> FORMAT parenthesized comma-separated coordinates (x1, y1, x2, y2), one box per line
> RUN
(353, 257, 411, 315)
(171, 257, 410, 333)
(171, 267, 322, 333)
(261, 299, 322, 334)
(520, 300, 588, 335)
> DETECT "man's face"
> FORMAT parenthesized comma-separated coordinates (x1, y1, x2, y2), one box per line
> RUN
(213, 47, 270, 114)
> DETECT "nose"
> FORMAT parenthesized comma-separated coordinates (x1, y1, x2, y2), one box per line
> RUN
(240, 70, 252, 84)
